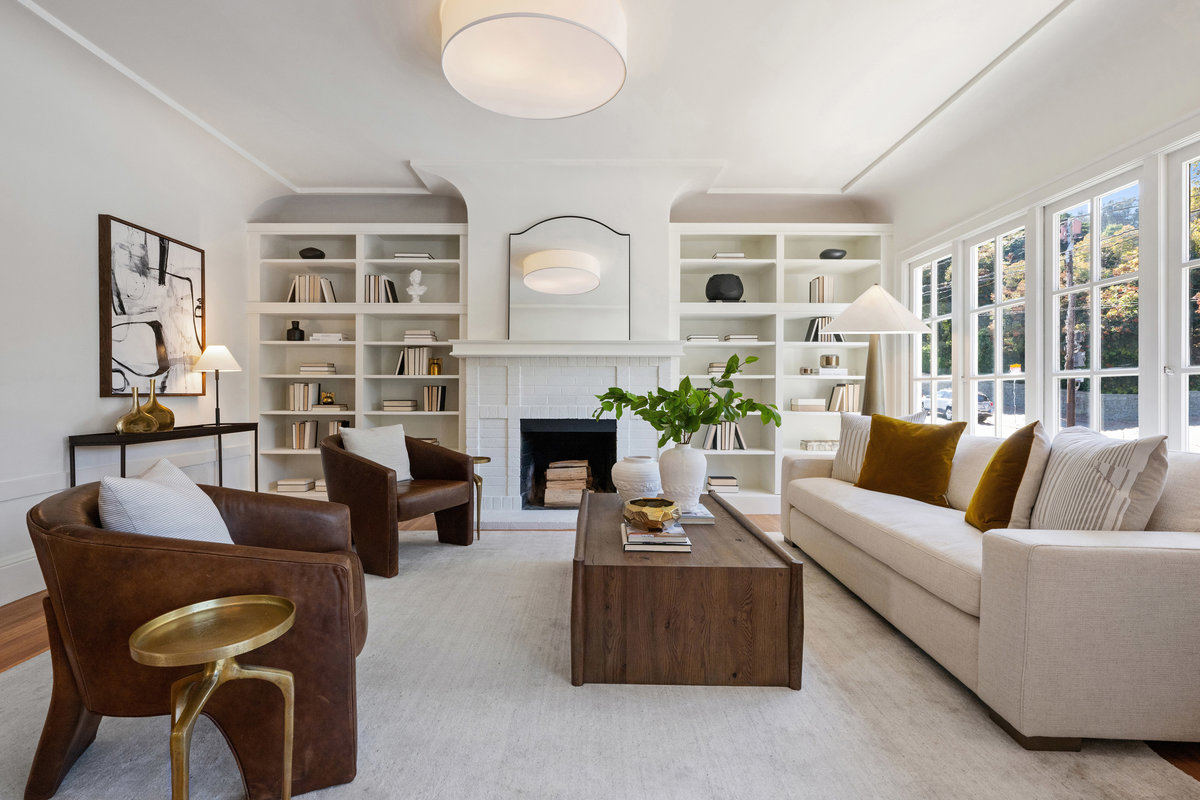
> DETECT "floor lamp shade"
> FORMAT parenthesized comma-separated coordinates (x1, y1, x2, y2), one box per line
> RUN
(193, 346, 242, 425)
(821, 285, 931, 417)
(440, 0, 628, 119)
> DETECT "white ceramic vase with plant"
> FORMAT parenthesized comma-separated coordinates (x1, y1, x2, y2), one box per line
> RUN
(594, 355, 781, 512)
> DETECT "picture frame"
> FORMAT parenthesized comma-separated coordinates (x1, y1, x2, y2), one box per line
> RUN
(99, 215, 205, 397)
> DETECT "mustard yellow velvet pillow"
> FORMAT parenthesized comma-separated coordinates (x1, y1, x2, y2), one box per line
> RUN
(856, 415, 967, 506)
(965, 422, 1042, 532)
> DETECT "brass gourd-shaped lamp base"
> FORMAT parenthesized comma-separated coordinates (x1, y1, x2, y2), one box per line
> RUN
(141, 381, 175, 431)
(116, 387, 159, 434)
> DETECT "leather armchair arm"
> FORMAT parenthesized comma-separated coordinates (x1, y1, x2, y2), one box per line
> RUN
(406, 437, 473, 482)
(202, 485, 352, 553)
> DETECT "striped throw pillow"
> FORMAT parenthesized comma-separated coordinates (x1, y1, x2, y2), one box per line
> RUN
(98, 459, 233, 544)
(831, 411, 928, 483)
(1030, 427, 1168, 531)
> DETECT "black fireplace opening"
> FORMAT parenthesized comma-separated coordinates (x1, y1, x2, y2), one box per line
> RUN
(520, 418, 617, 509)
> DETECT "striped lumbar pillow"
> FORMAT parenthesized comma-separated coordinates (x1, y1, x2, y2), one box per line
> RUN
(98, 458, 233, 544)
(831, 411, 927, 483)
(1030, 427, 1168, 531)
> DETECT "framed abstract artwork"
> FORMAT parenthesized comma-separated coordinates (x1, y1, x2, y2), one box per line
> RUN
(99, 215, 205, 397)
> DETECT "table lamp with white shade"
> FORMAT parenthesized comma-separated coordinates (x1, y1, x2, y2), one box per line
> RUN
(193, 345, 241, 425)
(820, 285, 931, 417)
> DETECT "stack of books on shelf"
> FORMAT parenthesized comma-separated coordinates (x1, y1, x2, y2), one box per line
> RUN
(286, 275, 337, 303)
(422, 385, 447, 411)
(395, 346, 431, 375)
(712, 252, 744, 259)
(275, 477, 315, 493)
(686, 334, 720, 343)
(706, 475, 739, 494)
(288, 382, 320, 411)
(394, 252, 433, 260)
(798, 440, 839, 451)
(299, 362, 336, 374)
(819, 366, 849, 376)
(402, 330, 439, 343)
(790, 397, 826, 412)
(314, 478, 327, 493)
(363, 275, 399, 303)
(309, 332, 347, 343)
(544, 459, 591, 508)
(827, 383, 862, 412)
(289, 420, 319, 450)
(707, 361, 728, 377)
(723, 333, 758, 342)
(804, 316, 844, 343)
(621, 520, 692, 553)
(808, 275, 833, 303)
(382, 399, 418, 412)
(702, 421, 746, 450)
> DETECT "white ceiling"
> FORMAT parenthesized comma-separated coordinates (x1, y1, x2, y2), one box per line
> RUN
(30, 0, 1067, 194)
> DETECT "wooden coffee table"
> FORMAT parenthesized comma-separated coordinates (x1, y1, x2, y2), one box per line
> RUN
(571, 492, 802, 689)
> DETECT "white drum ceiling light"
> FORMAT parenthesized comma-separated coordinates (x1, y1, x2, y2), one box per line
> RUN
(440, 0, 628, 119)
(522, 249, 600, 294)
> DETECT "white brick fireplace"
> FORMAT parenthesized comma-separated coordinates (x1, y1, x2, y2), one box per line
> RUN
(452, 341, 683, 520)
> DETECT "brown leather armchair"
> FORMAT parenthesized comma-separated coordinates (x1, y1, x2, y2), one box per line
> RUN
(320, 434, 473, 578)
(25, 483, 367, 800)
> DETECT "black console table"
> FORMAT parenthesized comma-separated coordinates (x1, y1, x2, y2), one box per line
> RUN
(68, 422, 259, 490)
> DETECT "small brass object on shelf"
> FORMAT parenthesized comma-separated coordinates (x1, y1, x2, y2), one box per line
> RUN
(429, 357, 442, 375)
(623, 497, 681, 532)
(115, 387, 159, 434)
(140, 381, 175, 431)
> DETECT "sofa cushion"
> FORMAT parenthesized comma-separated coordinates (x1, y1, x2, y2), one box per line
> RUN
(1146, 451, 1200, 532)
(1031, 427, 1168, 531)
(857, 416, 966, 506)
(831, 411, 926, 483)
(788, 477, 984, 616)
(945, 435, 1003, 511)
(98, 458, 233, 545)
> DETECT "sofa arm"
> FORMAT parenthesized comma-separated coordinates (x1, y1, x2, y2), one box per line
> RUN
(978, 528, 1200, 741)
(202, 485, 352, 553)
(780, 454, 835, 544)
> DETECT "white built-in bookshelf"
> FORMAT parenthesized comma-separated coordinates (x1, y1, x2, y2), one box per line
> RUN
(670, 223, 891, 504)
(247, 224, 467, 497)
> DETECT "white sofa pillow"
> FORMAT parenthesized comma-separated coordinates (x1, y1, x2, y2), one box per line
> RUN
(831, 411, 927, 484)
(1030, 427, 1168, 531)
(341, 423, 413, 481)
(98, 458, 233, 544)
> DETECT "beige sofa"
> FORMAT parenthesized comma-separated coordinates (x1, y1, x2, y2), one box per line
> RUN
(781, 435, 1200, 749)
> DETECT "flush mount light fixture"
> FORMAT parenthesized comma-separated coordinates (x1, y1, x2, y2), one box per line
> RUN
(522, 249, 600, 294)
(440, 0, 628, 119)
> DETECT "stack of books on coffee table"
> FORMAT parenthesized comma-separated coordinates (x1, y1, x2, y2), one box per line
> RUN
(621, 520, 692, 553)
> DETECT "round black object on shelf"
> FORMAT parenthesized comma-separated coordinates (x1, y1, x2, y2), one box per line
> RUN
(299, 247, 326, 259)
(705, 274, 744, 303)
(819, 248, 847, 260)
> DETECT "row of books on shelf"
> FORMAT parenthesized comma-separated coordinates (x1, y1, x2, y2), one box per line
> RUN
(286, 275, 337, 303)
(287, 382, 348, 411)
(289, 419, 350, 449)
(701, 421, 747, 451)
(380, 389, 447, 412)
(790, 382, 862, 412)
(808, 275, 834, 303)
(395, 346, 433, 375)
(276, 477, 327, 493)
(687, 333, 759, 343)
(804, 316, 844, 343)
(363, 275, 400, 303)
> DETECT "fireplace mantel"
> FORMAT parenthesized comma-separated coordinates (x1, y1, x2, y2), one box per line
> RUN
(450, 340, 684, 358)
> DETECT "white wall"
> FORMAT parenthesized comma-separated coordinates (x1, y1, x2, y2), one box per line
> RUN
(0, 1, 284, 604)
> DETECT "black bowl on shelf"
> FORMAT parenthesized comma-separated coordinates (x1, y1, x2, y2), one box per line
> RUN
(298, 247, 326, 259)
(819, 248, 847, 260)
(705, 273, 744, 302)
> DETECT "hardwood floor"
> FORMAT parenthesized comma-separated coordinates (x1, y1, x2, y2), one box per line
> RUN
(5, 514, 1196, 782)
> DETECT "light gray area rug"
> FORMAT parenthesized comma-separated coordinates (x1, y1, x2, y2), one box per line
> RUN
(2, 530, 1198, 800)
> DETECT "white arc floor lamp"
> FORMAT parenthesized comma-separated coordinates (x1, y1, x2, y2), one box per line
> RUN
(821, 285, 931, 417)
(193, 345, 242, 426)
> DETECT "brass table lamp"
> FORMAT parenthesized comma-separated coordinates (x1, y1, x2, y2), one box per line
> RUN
(129, 595, 296, 800)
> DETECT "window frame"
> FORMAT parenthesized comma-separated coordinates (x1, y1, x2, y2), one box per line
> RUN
(908, 250, 956, 424)
(1166, 143, 1200, 450)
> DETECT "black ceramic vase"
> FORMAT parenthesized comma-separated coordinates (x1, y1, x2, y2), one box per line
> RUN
(705, 273, 744, 302)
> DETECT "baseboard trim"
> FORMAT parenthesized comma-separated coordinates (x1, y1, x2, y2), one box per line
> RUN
(0, 555, 45, 607)
(988, 709, 1082, 751)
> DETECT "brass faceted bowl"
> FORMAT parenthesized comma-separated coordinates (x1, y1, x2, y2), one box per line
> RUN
(623, 497, 681, 531)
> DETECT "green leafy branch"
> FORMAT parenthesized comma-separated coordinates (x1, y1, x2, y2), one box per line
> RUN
(592, 354, 783, 447)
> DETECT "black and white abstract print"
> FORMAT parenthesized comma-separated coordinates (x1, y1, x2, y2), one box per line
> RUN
(105, 217, 204, 395)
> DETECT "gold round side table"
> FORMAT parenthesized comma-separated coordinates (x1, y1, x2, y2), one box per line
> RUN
(470, 455, 490, 541)
(129, 595, 297, 800)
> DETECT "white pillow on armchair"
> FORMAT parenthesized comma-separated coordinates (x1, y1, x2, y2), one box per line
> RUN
(340, 423, 413, 481)
(98, 458, 233, 544)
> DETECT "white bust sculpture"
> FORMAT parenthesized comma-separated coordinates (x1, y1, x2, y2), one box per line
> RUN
(406, 269, 427, 304)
